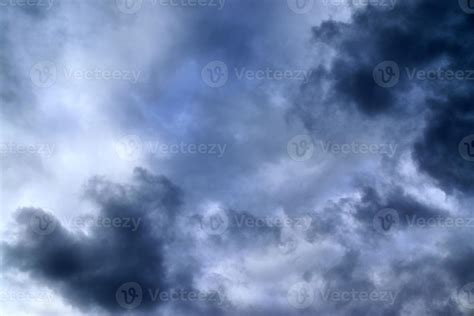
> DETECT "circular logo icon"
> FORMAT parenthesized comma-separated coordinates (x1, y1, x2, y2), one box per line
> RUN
(30, 61, 57, 88)
(287, 282, 314, 309)
(373, 208, 400, 234)
(458, 135, 474, 162)
(201, 60, 228, 88)
(373, 61, 400, 88)
(29, 210, 57, 236)
(458, 282, 474, 310)
(459, 0, 474, 14)
(116, 0, 143, 14)
(287, 0, 314, 14)
(114, 135, 143, 161)
(287, 135, 315, 162)
(201, 211, 229, 235)
(116, 282, 143, 310)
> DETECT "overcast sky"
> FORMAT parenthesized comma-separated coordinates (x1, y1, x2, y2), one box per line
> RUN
(1, 0, 474, 315)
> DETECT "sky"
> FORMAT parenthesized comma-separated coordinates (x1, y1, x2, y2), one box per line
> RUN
(1, 0, 474, 315)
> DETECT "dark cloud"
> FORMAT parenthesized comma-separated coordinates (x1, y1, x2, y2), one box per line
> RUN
(354, 186, 447, 229)
(301, 0, 473, 116)
(1, 168, 223, 314)
(413, 93, 474, 194)
(295, 0, 474, 195)
(2, 0, 474, 315)
(195, 208, 282, 247)
(298, 185, 472, 315)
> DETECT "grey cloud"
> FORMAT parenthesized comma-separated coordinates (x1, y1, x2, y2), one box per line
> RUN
(1, 168, 217, 314)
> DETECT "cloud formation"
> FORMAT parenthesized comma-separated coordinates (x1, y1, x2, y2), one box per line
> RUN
(1, 0, 474, 315)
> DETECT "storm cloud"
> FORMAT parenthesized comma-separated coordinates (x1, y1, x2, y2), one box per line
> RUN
(1, 0, 474, 315)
